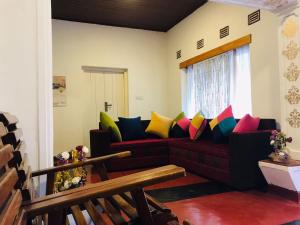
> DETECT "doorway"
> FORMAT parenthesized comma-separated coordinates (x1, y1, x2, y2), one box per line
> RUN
(82, 66, 129, 149)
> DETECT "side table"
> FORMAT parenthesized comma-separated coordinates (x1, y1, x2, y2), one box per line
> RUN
(259, 159, 300, 203)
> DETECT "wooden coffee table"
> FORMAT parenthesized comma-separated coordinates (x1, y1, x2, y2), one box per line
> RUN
(259, 159, 300, 203)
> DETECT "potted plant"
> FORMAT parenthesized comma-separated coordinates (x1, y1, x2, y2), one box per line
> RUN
(269, 130, 292, 163)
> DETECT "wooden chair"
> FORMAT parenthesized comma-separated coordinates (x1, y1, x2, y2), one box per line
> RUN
(0, 112, 187, 225)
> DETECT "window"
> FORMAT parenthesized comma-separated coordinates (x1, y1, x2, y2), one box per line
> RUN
(182, 45, 252, 118)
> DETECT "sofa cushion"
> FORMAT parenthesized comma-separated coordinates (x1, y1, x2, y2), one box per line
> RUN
(169, 139, 229, 159)
(146, 112, 173, 138)
(111, 138, 169, 149)
(189, 112, 207, 141)
(110, 138, 188, 158)
(100, 112, 122, 142)
(209, 106, 236, 143)
(170, 112, 190, 138)
(233, 114, 260, 133)
(118, 117, 146, 141)
(111, 138, 187, 150)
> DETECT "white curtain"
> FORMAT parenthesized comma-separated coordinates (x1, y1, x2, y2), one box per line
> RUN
(182, 45, 252, 118)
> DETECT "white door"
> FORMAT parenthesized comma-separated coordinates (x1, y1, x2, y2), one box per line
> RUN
(83, 71, 128, 149)
(94, 72, 126, 120)
(82, 72, 128, 147)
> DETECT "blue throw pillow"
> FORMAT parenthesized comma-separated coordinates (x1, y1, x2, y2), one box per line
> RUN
(118, 117, 146, 141)
(219, 117, 237, 136)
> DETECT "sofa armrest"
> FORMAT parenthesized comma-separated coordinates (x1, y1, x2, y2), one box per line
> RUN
(90, 129, 111, 157)
(229, 131, 272, 190)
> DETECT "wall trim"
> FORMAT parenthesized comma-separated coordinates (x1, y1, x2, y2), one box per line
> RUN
(37, 0, 53, 169)
(179, 34, 252, 69)
(82, 66, 128, 74)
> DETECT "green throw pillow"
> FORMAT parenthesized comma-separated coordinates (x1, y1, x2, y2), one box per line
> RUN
(100, 112, 122, 142)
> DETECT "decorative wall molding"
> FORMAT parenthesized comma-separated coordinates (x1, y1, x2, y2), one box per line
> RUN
(287, 109, 300, 127)
(284, 62, 300, 81)
(282, 40, 300, 60)
(285, 86, 300, 104)
(210, 0, 299, 14)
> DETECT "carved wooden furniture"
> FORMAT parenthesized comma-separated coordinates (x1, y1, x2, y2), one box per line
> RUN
(0, 112, 187, 225)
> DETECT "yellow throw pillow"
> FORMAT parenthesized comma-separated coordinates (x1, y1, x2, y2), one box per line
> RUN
(146, 112, 173, 139)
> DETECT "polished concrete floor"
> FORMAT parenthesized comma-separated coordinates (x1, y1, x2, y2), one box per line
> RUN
(89, 168, 300, 225)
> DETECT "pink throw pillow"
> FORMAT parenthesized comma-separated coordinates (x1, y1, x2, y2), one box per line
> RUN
(233, 114, 260, 133)
(177, 117, 191, 131)
(217, 105, 233, 122)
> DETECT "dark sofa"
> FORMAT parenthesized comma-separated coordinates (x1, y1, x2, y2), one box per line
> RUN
(90, 119, 276, 190)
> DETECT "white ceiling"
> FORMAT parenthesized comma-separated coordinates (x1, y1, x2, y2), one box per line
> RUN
(210, 0, 299, 14)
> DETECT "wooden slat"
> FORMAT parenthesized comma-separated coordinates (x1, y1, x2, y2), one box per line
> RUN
(13, 128, 23, 142)
(13, 209, 27, 225)
(2, 132, 18, 148)
(122, 192, 156, 213)
(120, 193, 136, 207)
(111, 195, 137, 219)
(131, 189, 153, 225)
(46, 173, 55, 195)
(83, 201, 106, 225)
(9, 151, 22, 168)
(8, 142, 26, 168)
(13, 153, 29, 188)
(145, 193, 171, 213)
(0, 145, 14, 168)
(0, 168, 19, 208)
(0, 190, 22, 225)
(21, 166, 33, 201)
(32, 151, 131, 177)
(48, 208, 66, 225)
(1, 113, 18, 125)
(16, 141, 26, 153)
(71, 205, 88, 225)
(0, 122, 8, 137)
(95, 163, 109, 181)
(24, 165, 185, 217)
(97, 198, 127, 225)
(179, 34, 252, 69)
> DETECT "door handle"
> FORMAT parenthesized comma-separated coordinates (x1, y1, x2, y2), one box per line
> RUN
(105, 101, 112, 112)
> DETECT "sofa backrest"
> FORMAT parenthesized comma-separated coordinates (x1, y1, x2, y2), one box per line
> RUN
(99, 120, 150, 130)
(99, 118, 277, 140)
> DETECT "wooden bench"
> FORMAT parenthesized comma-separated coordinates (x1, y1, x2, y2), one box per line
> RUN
(0, 112, 188, 225)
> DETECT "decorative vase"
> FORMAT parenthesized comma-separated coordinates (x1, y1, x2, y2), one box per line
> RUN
(269, 148, 291, 163)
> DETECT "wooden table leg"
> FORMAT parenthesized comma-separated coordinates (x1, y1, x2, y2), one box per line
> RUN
(131, 188, 153, 225)
(48, 208, 66, 225)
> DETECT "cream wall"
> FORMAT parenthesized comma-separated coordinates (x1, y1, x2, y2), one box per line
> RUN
(0, 0, 53, 170)
(166, 2, 281, 120)
(52, 20, 168, 154)
(53, 3, 282, 154)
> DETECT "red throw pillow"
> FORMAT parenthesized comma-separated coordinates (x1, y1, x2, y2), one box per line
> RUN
(233, 114, 260, 133)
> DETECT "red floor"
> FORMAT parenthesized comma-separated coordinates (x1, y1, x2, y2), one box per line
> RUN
(166, 191, 300, 225)
(88, 168, 300, 225)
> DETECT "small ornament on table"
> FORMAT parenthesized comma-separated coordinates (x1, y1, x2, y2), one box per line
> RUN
(54, 145, 89, 192)
(269, 130, 292, 163)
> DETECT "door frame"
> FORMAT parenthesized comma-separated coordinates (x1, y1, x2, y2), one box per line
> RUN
(82, 66, 129, 117)
(37, 0, 54, 169)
